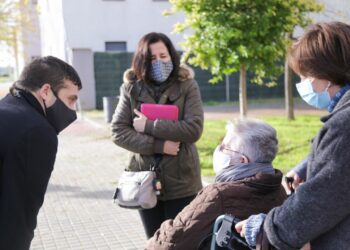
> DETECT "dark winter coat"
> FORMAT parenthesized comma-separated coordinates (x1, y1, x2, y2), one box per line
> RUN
(0, 90, 58, 249)
(146, 169, 287, 250)
(264, 90, 350, 249)
(111, 65, 204, 200)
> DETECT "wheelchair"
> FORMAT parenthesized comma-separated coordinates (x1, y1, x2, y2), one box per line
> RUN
(210, 214, 254, 250)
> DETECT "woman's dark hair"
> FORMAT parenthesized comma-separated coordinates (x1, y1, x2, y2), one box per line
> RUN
(288, 22, 350, 86)
(132, 32, 180, 83)
(11, 56, 82, 93)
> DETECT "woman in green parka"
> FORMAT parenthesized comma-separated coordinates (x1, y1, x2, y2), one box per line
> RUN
(111, 32, 204, 238)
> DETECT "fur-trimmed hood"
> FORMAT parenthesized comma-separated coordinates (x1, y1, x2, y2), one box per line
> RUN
(123, 64, 195, 84)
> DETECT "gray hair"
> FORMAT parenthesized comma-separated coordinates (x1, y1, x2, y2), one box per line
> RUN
(226, 119, 278, 163)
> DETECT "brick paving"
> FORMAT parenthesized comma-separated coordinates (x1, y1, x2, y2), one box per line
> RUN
(31, 119, 147, 250)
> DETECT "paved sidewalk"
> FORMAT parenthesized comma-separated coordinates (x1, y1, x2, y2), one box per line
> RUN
(31, 120, 147, 250)
(203, 101, 326, 119)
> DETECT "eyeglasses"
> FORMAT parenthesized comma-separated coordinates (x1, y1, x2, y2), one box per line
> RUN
(219, 143, 249, 161)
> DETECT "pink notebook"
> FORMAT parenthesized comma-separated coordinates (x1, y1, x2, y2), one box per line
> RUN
(141, 104, 179, 121)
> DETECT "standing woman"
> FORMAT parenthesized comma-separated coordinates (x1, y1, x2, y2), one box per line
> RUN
(236, 22, 350, 249)
(111, 32, 204, 238)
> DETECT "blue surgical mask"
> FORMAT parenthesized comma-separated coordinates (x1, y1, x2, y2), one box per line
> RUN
(150, 60, 173, 83)
(213, 146, 232, 174)
(296, 79, 331, 109)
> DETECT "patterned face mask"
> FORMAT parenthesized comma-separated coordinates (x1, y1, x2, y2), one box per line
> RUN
(150, 60, 173, 83)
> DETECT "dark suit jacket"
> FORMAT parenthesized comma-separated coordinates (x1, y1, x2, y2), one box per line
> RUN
(0, 90, 57, 250)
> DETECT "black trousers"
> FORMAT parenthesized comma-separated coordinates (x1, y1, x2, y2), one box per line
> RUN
(138, 195, 196, 238)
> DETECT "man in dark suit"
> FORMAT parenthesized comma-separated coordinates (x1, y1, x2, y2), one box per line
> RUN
(0, 56, 82, 249)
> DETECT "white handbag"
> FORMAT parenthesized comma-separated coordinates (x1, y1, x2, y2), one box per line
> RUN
(114, 170, 157, 209)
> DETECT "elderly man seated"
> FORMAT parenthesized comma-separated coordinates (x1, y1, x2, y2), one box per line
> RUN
(146, 119, 287, 250)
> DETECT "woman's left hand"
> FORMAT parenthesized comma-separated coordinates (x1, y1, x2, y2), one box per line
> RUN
(235, 219, 247, 237)
(133, 109, 147, 133)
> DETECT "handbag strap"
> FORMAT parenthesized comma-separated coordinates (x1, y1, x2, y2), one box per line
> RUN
(151, 153, 163, 173)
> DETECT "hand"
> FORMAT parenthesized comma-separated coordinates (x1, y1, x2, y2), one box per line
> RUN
(133, 109, 147, 133)
(235, 219, 248, 238)
(286, 170, 303, 190)
(163, 141, 180, 156)
(301, 242, 311, 250)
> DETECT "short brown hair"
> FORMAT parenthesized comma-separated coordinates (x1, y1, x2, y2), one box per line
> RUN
(11, 56, 82, 94)
(288, 22, 350, 86)
(131, 32, 180, 83)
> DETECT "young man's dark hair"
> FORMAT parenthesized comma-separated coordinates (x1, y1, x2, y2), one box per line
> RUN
(11, 56, 82, 94)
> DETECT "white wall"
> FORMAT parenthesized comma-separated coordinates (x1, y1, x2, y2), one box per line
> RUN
(38, 0, 68, 60)
(72, 49, 96, 109)
(294, 0, 350, 36)
(37, 0, 187, 109)
(37, 0, 350, 109)
(21, 1, 41, 64)
(62, 0, 185, 52)
(313, 0, 350, 23)
(33, 0, 350, 59)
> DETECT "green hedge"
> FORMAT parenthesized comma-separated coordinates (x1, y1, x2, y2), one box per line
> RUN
(94, 52, 299, 109)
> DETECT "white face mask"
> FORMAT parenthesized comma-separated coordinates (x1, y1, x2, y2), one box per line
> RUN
(213, 146, 232, 174)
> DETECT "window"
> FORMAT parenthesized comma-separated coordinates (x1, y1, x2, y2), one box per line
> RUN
(105, 42, 127, 52)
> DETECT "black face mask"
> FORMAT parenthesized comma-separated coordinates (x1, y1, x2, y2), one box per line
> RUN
(45, 96, 77, 134)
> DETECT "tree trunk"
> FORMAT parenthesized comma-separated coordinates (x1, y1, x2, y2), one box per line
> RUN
(225, 74, 230, 102)
(284, 58, 295, 120)
(239, 65, 247, 118)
